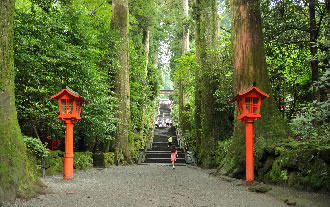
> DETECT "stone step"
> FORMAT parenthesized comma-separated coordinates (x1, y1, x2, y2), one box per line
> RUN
(151, 142, 180, 146)
(150, 147, 181, 151)
(146, 153, 184, 159)
(138, 163, 187, 166)
(153, 136, 177, 141)
(144, 157, 186, 163)
(147, 150, 184, 153)
(150, 143, 179, 148)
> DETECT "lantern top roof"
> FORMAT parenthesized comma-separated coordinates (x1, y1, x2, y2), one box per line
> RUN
(50, 86, 89, 103)
(231, 84, 269, 103)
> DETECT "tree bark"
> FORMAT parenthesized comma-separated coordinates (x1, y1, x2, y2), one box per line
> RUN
(179, 0, 190, 140)
(194, 0, 202, 161)
(309, 0, 319, 100)
(0, 0, 39, 203)
(111, 0, 131, 163)
(221, 0, 289, 177)
(139, 29, 150, 141)
(182, 0, 190, 52)
(197, 0, 222, 168)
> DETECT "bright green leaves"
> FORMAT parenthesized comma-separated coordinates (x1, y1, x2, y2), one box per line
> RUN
(173, 53, 199, 103)
(23, 136, 50, 158)
(14, 0, 119, 150)
(266, 43, 311, 86)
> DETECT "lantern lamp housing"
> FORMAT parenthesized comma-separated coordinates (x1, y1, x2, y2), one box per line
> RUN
(50, 86, 89, 121)
(231, 85, 269, 121)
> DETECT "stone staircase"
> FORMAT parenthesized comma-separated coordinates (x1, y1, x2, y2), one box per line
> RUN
(143, 103, 185, 164)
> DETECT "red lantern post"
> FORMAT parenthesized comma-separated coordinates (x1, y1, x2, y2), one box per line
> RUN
(51, 86, 88, 179)
(231, 84, 269, 186)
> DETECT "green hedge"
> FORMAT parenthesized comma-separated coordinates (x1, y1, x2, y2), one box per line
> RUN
(25, 148, 115, 176)
(45, 151, 64, 176)
(44, 151, 94, 175)
(74, 152, 93, 170)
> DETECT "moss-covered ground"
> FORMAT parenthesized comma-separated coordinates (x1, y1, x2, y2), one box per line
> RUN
(256, 138, 330, 192)
(218, 136, 330, 193)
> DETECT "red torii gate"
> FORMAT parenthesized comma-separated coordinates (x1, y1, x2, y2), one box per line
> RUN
(159, 90, 173, 97)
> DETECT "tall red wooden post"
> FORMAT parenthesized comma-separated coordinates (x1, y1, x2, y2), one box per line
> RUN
(64, 120, 74, 179)
(245, 118, 254, 186)
(51, 86, 88, 180)
(231, 84, 269, 186)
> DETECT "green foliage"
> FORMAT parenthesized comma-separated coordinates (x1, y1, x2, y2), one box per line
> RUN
(265, 43, 311, 119)
(265, 159, 289, 184)
(23, 136, 50, 158)
(215, 138, 232, 167)
(129, 40, 146, 131)
(173, 52, 199, 102)
(290, 71, 330, 140)
(212, 31, 233, 113)
(129, 27, 161, 160)
(45, 150, 64, 175)
(170, 103, 179, 125)
(261, 0, 328, 120)
(104, 152, 115, 167)
(290, 100, 330, 140)
(73, 152, 93, 170)
(14, 0, 119, 152)
(183, 129, 196, 152)
(171, 28, 233, 164)
(44, 151, 94, 175)
(129, 0, 157, 30)
(259, 139, 330, 191)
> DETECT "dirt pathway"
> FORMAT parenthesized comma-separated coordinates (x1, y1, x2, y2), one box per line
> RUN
(3, 164, 292, 207)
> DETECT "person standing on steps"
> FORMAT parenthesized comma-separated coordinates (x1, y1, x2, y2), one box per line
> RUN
(170, 145, 178, 169)
(168, 136, 173, 148)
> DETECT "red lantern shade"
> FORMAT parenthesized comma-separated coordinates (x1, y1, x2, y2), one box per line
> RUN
(50, 86, 89, 121)
(231, 85, 269, 121)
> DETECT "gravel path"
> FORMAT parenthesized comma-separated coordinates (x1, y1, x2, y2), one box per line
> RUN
(4, 164, 289, 207)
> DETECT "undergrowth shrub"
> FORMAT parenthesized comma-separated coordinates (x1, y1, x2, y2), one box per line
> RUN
(104, 152, 115, 167)
(290, 71, 329, 140)
(23, 136, 49, 158)
(23, 136, 50, 176)
(73, 152, 93, 170)
(45, 150, 64, 175)
(215, 138, 232, 167)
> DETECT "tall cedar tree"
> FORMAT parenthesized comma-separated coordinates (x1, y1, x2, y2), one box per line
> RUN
(111, 0, 131, 163)
(222, 0, 289, 176)
(139, 29, 150, 140)
(0, 0, 39, 203)
(194, 0, 202, 159)
(196, 0, 223, 168)
(178, 0, 189, 136)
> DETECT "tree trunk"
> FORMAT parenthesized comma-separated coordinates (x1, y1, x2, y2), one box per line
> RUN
(153, 47, 159, 69)
(0, 0, 39, 203)
(221, 0, 289, 177)
(179, 0, 190, 139)
(111, 0, 131, 163)
(139, 29, 150, 141)
(309, 0, 319, 100)
(197, 0, 223, 168)
(194, 0, 202, 160)
(182, 0, 190, 52)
